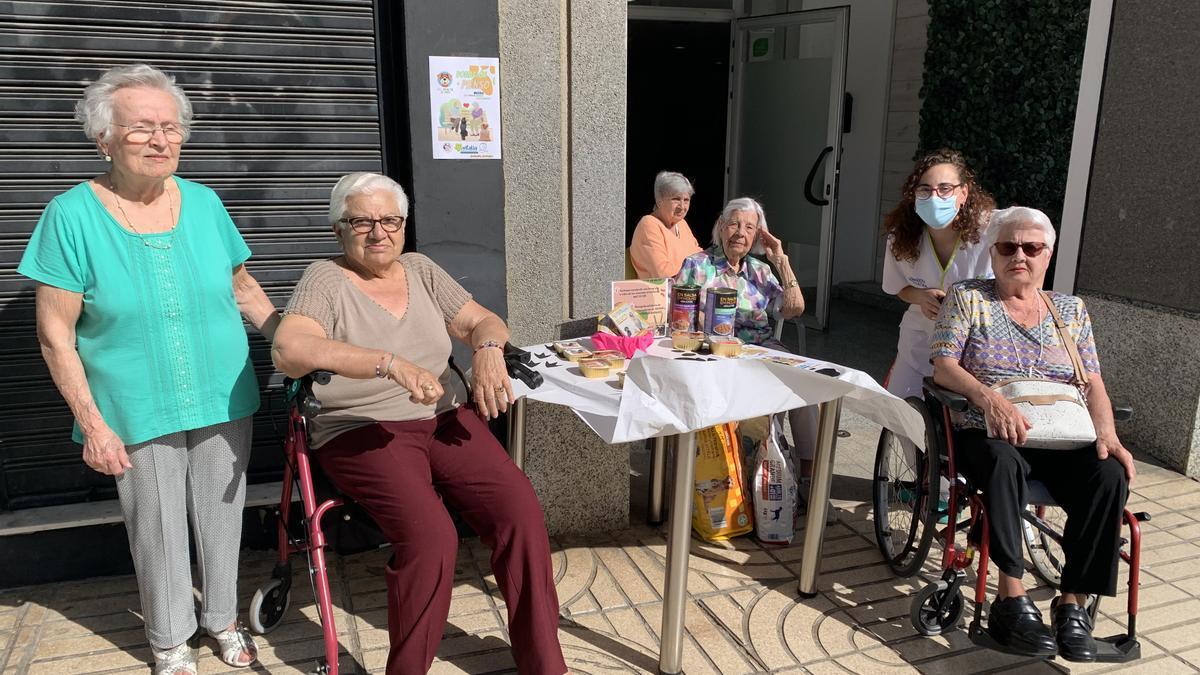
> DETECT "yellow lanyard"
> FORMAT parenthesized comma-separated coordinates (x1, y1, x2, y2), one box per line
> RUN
(927, 229, 962, 289)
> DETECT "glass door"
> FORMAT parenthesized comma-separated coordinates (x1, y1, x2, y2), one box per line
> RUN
(726, 8, 848, 330)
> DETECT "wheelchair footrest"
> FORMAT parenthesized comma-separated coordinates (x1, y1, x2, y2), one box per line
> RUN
(969, 621, 1140, 663)
(1093, 635, 1140, 663)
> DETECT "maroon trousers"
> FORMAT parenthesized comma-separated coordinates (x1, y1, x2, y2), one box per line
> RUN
(317, 406, 566, 674)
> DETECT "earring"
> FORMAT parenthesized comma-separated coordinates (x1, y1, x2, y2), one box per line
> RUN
(104, 155, 111, 162)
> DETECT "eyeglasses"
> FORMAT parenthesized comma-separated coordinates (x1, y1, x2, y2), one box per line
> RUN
(913, 183, 963, 200)
(115, 123, 187, 143)
(339, 216, 405, 233)
(994, 241, 1050, 257)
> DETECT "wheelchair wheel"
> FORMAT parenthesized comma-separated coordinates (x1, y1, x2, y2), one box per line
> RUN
(249, 578, 291, 634)
(872, 397, 937, 577)
(1023, 503, 1067, 588)
(910, 581, 964, 636)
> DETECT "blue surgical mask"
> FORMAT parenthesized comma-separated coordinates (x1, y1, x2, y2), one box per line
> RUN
(915, 194, 959, 229)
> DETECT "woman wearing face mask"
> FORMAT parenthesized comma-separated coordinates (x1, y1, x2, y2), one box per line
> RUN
(881, 148, 997, 400)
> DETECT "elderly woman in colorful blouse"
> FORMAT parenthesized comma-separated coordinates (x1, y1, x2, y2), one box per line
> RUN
(674, 197, 819, 478)
(18, 64, 272, 674)
(272, 172, 565, 675)
(629, 170, 703, 279)
(932, 206, 1134, 662)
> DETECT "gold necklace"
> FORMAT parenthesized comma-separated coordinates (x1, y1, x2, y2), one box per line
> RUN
(107, 175, 176, 250)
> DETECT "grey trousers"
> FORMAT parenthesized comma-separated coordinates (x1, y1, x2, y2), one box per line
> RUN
(115, 416, 253, 649)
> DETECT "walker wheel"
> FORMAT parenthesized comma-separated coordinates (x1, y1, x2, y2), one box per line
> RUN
(249, 578, 291, 634)
(910, 581, 964, 636)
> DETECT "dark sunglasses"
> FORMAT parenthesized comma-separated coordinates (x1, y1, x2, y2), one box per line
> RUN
(994, 241, 1049, 257)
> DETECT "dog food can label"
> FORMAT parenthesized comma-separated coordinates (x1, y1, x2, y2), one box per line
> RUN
(671, 284, 700, 332)
(706, 288, 738, 337)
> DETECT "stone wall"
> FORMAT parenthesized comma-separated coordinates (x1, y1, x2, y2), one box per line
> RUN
(498, 0, 631, 534)
(1077, 0, 1200, 313)
(1075, 0, 1200, 475)
(1082, 294, 1200, 476)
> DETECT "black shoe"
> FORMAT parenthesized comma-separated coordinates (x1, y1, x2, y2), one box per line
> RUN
(987, 596, 1058, 657)
(1052, 598, 1098, 663)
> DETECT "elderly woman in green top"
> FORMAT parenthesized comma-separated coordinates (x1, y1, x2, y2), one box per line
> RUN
(18, 64, 275, 675)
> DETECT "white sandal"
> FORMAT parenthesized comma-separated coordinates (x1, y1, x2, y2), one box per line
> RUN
(153, 642, 197, 675)
(209, 621, 258, 668)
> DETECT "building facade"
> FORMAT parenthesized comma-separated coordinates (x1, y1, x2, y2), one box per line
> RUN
(1, 0, 1195, 587)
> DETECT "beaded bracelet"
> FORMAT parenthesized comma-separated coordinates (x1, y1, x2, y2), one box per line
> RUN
(475, 339, 503, 353)
(376, 352, 396, 378)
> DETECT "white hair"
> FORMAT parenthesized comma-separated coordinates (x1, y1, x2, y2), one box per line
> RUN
(986, 206, 1057, 249)
(712, 197, 769, 256)
(74, 64, 193, 146)
(653, 171, 694, 202)
(329, 172, 410, 225)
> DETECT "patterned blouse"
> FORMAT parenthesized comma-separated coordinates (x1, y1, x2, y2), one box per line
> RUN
(675, 246, 782, 345)
(931, 278, 1102, 430)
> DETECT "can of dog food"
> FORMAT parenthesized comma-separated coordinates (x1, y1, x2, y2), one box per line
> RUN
(670, 284, 700, 333)
(703, 287, 738, 337)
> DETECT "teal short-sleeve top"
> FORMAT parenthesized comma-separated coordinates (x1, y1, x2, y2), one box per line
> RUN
(18, 177, 261, 445)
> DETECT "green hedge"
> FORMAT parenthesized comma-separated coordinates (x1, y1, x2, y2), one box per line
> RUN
(919, 0, 1090, 227)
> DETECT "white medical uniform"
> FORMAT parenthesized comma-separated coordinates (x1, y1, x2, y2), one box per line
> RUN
(882, 230, 993, 399)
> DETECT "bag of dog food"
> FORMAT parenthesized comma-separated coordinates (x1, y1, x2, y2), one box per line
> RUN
(748, 415, 798, 544)
(691, 422, 752, 541)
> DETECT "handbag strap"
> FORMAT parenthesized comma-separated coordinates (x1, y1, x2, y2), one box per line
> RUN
(1038, 290, 1088, 386)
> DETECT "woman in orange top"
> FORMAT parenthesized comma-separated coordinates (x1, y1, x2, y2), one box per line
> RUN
(629, 171, 702, 279)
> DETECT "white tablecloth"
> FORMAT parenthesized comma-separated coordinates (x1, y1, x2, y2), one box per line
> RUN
(510, 337, 925, 448)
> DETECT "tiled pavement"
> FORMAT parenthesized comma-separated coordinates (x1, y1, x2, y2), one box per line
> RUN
(3, 410, 1200, 674)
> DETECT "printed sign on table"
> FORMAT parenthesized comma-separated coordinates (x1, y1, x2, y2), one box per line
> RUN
(429, 56, 501, 160)
(611, 279, 671, 336)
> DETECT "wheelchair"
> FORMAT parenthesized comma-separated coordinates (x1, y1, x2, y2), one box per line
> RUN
(248, 349, 541, 675)
(872, 377, 1147, 663)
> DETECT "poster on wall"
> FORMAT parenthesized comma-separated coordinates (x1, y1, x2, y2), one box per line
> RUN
(429, 56, 501, 160)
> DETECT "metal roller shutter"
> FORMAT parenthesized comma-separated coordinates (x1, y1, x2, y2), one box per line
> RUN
(0, 0, 383, 509)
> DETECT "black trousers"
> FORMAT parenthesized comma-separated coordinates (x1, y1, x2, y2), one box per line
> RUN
(956, 429, 1128, 596)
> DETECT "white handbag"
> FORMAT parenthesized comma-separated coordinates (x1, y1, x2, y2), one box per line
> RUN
(986, 291, 1096, 450)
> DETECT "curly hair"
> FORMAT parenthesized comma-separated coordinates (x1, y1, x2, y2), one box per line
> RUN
(882, 148, 996, 263)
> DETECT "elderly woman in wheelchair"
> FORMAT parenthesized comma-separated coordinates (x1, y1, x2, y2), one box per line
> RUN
(271, 173, 566, 674)
(928, 206, 1135, 662)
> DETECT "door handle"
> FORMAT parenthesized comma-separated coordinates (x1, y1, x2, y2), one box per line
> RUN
(804, 145, 833, 206)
